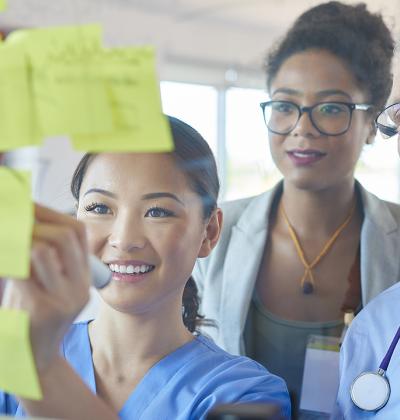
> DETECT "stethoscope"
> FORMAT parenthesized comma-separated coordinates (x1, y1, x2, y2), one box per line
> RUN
(351, 326, 400, 411)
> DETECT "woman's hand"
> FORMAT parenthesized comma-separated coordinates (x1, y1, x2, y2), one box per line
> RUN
(2, 204, 91, 372)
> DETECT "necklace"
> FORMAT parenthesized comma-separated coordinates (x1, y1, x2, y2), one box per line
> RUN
(281, 200, 356, 294)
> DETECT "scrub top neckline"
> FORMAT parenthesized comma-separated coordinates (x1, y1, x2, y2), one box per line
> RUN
(66, 321, 204, 418)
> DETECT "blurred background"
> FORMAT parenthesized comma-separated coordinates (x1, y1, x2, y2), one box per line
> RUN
(2, 0, 400, 210)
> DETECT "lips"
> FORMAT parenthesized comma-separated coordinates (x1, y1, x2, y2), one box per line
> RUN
(287, 149, 326, 166)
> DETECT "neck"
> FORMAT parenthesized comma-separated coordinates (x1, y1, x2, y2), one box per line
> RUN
(280, 179, 358, 236)
(89, 295, 193, 369)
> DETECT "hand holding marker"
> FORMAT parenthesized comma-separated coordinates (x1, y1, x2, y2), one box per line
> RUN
(89, 254, 112, 289)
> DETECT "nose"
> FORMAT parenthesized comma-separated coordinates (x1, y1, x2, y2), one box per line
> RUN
(108, 211, 146, 253)
(291, 109, 320, 138)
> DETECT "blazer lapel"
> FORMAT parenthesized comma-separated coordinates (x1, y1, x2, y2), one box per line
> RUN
(219, 183, 282, 355)
(358, 183, 400, 304)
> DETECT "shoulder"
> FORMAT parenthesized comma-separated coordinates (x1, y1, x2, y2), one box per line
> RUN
(219, 186, 278, 230)
(337, 284, 400, 418)
(185, 336, 291, 418)
(358, 182, 400, 225)
(350, 283, 400, 336)
(340, 282, 400, 365)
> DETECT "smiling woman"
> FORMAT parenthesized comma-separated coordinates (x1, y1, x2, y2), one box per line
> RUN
(193, 2, 400, 418)
(0, 116, 290, 419)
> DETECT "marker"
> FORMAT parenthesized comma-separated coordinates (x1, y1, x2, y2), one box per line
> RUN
(89, 255, 111, 289)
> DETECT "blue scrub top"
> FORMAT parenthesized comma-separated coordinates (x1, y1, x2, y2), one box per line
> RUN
(334, 283, 400, 419)
(1, 321, 291, 419)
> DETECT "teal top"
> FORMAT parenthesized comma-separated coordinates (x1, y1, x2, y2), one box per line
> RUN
(245, 295, 343, 417)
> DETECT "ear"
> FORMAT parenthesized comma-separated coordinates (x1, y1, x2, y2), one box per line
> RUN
(365, 120, 377, 145)
(198, 208, 223, 258)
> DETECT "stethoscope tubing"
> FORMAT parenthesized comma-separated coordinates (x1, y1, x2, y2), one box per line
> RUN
(351, 325, 400, 412)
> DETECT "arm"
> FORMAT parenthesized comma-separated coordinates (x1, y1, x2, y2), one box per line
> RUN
(193, 358, 291, 420)
(2, 204, 118, 419)
(20, 356, 118, 420)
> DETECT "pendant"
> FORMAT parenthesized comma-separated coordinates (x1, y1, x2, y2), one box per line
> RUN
(302, 281, 314, 295)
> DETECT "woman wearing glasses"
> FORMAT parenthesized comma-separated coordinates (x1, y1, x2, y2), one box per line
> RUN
(194, 1, 399, 417)
(334, 58, 400, 418)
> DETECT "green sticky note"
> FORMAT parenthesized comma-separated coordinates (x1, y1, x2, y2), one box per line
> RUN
(0, 168, 33, 278)
(0, 44, 41, 151)
(0, 0, 6, 12)
(71, 47, 174, 152)
(7, 24, 108, 138)
(0, 309, 42, 399)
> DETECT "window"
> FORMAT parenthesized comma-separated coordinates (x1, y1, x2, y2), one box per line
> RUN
(160, 81, 400, 204)
(225, 87, 281, 200)
(356, 134, 400, 203)
(160, 81, 218, 156)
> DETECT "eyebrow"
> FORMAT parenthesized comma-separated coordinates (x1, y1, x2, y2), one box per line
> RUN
(142, 192, 184, 206)
(83, 189, 185, 205)
(272, 88, 353, 101)
(83, 188, 117, 198)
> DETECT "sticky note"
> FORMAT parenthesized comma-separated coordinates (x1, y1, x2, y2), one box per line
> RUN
(0, 0, 6, 12)
(0, 168, 33, 278)
(0, 309, 42, 399)
(7, 24, 107, 138)
(0, 44, 41, 151)
(71, 47, 174, 152)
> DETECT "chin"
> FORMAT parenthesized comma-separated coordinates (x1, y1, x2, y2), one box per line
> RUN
(286, 175, 331, 192)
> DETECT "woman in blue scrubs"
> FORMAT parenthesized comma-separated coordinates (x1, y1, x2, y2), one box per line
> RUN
(335, 55, 400, 418)
(0, 116, 290, 419)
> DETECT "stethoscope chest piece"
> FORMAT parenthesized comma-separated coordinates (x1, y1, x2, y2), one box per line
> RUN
(351, 371, 390, 411)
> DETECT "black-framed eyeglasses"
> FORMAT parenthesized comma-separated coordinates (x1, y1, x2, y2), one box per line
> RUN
(375, 102, 400, 139)
(260, 100, 373, 136)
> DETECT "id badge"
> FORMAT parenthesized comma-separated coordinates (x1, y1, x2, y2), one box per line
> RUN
(299, 335, 341, 415)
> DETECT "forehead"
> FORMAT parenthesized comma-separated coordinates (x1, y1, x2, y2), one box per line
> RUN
(271, 49, 363, 98)
(80, 152, 190, 193)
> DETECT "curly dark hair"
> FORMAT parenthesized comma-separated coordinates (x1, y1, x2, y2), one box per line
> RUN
(71, 116, 219, 333)
(266, 1, 395, 111)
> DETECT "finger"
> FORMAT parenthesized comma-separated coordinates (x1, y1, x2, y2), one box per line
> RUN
(1, 276, 42, 311)
(31, 240, 65, 294)
(33, 223, 87, 286)
(34, 204, 89, 256)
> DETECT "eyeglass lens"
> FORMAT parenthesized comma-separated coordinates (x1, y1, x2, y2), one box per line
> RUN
(264, 101, 351, 135)
(376, 103, 400, 138)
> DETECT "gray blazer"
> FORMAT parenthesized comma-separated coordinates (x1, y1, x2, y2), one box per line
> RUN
(193, 181, 400, 356)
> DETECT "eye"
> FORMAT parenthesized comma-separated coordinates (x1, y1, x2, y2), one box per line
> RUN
(145, 207, 175, 218)
(84, 202, 111, 215)
(272, 102, 296, 114)
(318, 103, 346, 115)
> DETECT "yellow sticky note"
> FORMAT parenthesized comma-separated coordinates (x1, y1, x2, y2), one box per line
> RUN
(0, 309, 42, 399)
(71, 47, 174, 152)
(0, 0, 6, 12)
(0, 168, 33, 278)
(0, 44, 41, 151)
(7, 24, 109, 137)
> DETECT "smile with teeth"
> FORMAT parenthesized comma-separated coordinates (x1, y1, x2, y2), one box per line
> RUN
(291, 151, 324, 157)
(109, 264, 155, 275)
